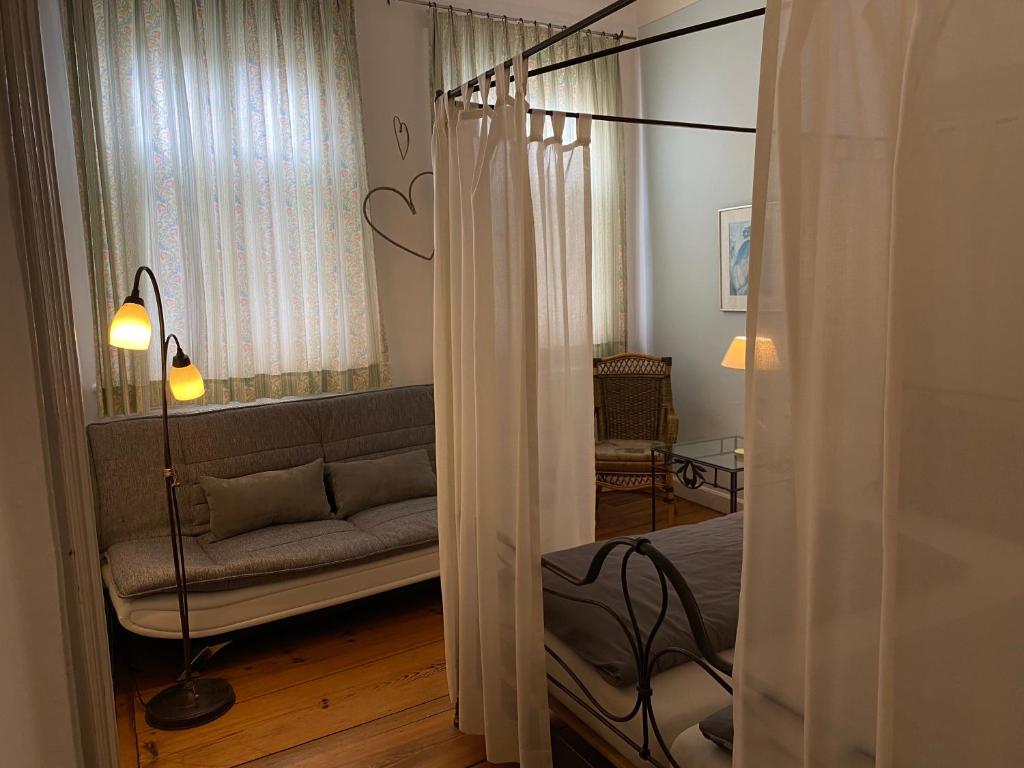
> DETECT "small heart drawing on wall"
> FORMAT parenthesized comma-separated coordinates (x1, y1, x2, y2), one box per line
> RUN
(362, 170, 434, 262)
(393, 116, 410, 160)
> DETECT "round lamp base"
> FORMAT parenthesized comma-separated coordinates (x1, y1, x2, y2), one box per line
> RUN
(145, 677, 235, 731)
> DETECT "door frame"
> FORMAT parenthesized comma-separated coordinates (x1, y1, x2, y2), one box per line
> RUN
(1, 0, 119, 764)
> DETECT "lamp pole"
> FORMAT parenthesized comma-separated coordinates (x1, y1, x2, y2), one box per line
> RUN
(110, 266, 234, 729)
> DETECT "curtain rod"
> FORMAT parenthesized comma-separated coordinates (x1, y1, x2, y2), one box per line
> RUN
(443, 0, 638, 100)
(388, 0, 637, 41)
(462, 102, 755, 133)
(436, 3, 764, 133)
(551, 110, 754, 133)
(459, 7, 767, 98)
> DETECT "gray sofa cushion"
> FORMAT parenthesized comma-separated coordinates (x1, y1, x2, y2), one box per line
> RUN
(202, 459, 331, 541)
(104, 496, 439, 598)
(86, 385, 435, 549)
(326, 449, 437, 518)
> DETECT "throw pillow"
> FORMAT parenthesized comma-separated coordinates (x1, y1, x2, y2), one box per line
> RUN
(325, 449, 436, 517)
(202, 458, 331, 541)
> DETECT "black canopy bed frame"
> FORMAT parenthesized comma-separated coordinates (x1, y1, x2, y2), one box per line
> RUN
(434, 0, 764, 134)
(431, 0, 763, 764)
(543, 536, 735, 767)
(428, 0, 762, 763)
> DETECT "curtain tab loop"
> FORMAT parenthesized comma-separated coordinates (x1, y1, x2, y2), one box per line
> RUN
(494, 60, 509, 102)
(529, 109, 545, 141)
(551, 111, 566, 141)
(511, 53, 527, 101)
(479, 66, 491, 106)
(576, 113, 592, 145)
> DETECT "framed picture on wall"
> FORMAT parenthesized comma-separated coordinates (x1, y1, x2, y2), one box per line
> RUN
(719, 205, 752, 312)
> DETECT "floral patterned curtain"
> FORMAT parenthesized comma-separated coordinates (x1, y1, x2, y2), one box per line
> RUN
(430, 8, 628, 357)
(64, 0, 387, 415)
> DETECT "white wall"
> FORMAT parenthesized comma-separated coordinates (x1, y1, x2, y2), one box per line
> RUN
(636, 0, 702, 27)
(640, 0, 763, 440)
(0, 113, 80, 768)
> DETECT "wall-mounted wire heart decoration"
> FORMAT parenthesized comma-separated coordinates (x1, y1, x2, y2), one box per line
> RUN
(393, 116, 410, 160)
(362, 170, 434, 262)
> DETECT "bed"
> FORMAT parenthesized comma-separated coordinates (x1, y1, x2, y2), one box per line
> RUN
(542, 513, 742, 767)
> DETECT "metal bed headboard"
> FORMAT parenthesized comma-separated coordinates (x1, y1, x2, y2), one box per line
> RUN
(542, 537, 733, 767)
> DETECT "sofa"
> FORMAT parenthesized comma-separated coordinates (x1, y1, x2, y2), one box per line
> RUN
(87, 385, 439, 639)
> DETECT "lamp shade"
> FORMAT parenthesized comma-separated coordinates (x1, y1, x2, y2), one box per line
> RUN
(721, 335, 780, 371)
(169, 359, 206, 401)
(109, 298, 153, 350)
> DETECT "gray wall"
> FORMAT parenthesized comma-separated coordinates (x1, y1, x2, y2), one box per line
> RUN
(640, 0, 762, 441)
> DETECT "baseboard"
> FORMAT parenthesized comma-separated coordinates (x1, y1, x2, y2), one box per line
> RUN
(673, 478, 744, 514)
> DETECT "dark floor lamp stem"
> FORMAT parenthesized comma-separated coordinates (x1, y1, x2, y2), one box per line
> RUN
(119, 266, 234, 730)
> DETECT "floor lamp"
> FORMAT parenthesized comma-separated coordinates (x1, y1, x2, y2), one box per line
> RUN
(108, 265, 235, 730)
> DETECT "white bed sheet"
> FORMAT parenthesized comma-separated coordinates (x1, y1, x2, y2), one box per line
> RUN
(546, 630, 733, 767)
(671, 726, 731, 768)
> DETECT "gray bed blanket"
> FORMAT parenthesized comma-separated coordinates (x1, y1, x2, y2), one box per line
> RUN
(542, 513, 742, 687)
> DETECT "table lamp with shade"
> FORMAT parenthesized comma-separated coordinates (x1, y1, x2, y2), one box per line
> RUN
(108, 266, 235, 730)
(721, 335, 780, 457)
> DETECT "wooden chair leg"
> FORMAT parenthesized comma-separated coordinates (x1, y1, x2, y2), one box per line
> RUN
(659, 473, 673, 527)
(662, 471, 674, 502)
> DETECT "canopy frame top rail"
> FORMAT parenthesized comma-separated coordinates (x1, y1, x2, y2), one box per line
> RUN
(435, 1, 766, 133)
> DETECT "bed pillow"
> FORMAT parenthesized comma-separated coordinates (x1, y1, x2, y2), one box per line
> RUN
(201, 459, 331, 541)
(326, 450, 436, 518)
(699, 705, 734, 753)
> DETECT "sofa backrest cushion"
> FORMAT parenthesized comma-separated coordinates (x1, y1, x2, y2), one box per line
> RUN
(87, 385, 435, 550)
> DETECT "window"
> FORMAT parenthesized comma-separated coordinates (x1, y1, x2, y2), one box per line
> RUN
(65, 0, 386, 415)
(431, 10, 629, 356)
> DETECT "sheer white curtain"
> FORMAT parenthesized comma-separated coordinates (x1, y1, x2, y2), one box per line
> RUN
(431, 8, 627, 356)
(64, 0, 386, 415)
(736, 2, 1024, 766)
(432, 59, 595, 766)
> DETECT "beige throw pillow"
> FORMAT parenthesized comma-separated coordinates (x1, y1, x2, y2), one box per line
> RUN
(201, 459, 331, 541)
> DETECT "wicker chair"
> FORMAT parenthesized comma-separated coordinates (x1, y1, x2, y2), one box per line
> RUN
(594, 353, 679, 499)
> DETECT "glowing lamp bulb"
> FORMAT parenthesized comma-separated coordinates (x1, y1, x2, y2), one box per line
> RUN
(169, 352, 206, 401)
(109, 297, 153, 350)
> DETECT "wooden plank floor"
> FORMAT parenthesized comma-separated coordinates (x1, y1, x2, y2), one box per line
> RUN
(113, 492, 718, 767)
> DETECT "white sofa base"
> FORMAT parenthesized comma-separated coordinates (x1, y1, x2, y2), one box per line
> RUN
(103, 545, 440, 639)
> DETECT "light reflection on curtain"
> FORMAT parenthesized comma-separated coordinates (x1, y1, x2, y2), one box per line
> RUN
(64, 0, 387, 416)
(430, 8, 627, 357)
